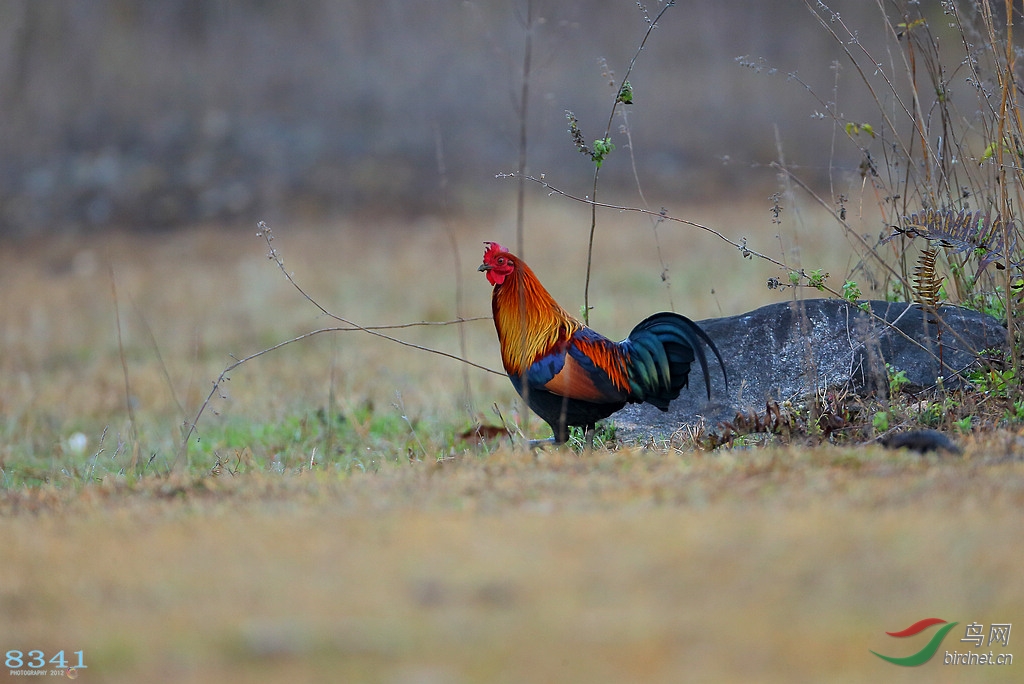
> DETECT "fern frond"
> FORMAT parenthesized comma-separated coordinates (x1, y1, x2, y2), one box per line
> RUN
(901, 208, 992, 254)
(881, 207, 1021, 275)
(913, 248, 942, 309)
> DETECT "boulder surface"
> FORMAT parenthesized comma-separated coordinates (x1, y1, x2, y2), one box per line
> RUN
(614, 299, 1008, 443)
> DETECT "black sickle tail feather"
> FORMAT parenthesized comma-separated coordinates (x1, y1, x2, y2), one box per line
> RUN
(623, 312, 728, 410)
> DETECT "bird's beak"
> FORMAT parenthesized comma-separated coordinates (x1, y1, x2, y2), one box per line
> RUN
(478, 263, 492, 272)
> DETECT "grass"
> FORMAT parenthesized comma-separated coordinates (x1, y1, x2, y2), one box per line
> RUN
(1, 202, 829, 484)
(2, 449, 1023, 683)
(2, 206, 1023, 682)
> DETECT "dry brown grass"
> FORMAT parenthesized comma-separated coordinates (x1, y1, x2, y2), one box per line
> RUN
(1, 200, 846, 466)
(2, 447, 1023, 683)
(2, 204, 1022, 682)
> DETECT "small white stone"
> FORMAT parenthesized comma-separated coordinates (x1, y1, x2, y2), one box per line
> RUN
(67, 432, 88, 456)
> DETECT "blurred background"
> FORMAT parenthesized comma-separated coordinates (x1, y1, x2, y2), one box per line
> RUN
(0, 0, 921, 238)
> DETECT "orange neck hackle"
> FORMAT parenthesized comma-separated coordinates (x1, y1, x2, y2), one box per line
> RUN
(488, 252, 582, 377)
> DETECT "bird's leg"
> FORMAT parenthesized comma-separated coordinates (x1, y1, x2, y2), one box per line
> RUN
(584, 427, 595, 453)
(526, 422, 566, 450)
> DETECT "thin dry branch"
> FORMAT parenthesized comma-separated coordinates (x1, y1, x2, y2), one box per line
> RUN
(582, 0, 675, 323)
(177, 223, 503, 466)
(433, 122, 473, 407)
(770, 162, 906, 287)
(502, 172, 792, 271)
(620, 108, 674, 310)
(109, 269, 138, 445)
(803, 0, 917, 160)
(501, 171, 988, 375)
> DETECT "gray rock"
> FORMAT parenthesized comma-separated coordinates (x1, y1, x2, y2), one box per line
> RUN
(615, 299, 1008, 443)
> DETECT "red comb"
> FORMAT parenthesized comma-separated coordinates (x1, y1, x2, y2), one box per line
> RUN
(483, 241, 508, 256)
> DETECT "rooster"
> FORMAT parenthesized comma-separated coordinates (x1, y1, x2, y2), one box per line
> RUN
(479, 241, 727, 445)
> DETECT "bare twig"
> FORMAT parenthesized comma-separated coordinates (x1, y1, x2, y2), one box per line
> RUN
(514, 0, 534, 437)
(131, 295, 186, 419)
(433, 122, 473, 408)
(109, 269, 139, 454)
(502, 172, 792, 271)
(620, 108, 674, 310)
(500, 171, 984, 373)
(257, 221, 491, 333)
(515, 0, 533, 261)
(178, 223, 504, 464)
(180, 323, 504, 464)
(582, 0, 675, 324)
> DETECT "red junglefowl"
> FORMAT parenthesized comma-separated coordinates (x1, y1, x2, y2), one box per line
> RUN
(479, 241, 727, 445)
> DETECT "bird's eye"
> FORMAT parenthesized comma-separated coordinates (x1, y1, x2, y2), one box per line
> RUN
(497, 257, 506, 265)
